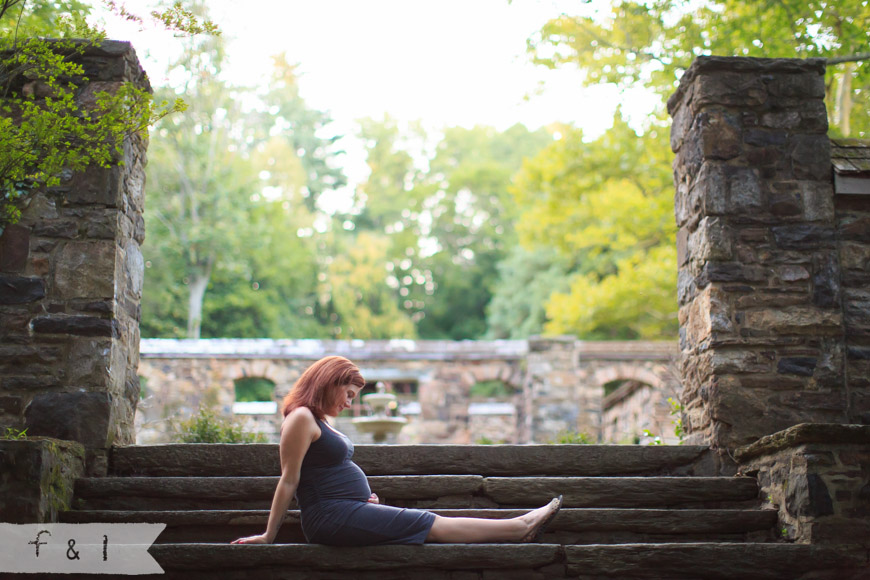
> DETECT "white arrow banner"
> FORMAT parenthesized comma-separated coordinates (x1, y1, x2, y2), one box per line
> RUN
(0, 523, 166, 575)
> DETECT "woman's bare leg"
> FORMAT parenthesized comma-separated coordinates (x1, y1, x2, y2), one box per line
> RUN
(425, 499, 559, 543)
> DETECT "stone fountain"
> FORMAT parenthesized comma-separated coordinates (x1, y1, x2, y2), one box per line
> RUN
(351, 382, 407, 443)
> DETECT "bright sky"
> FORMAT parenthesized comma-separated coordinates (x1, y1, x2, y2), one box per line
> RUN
(96, 0, 657, 199)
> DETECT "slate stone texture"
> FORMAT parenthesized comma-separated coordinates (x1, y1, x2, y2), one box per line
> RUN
(0, 41, 149, 454)
(669, 56, 870, 450)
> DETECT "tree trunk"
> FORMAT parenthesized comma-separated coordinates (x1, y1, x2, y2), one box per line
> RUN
(835, 64, 854, 137)
(187, 267, 211, 339)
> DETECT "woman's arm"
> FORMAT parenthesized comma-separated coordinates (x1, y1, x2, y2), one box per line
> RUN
(231, 408, 317, 544)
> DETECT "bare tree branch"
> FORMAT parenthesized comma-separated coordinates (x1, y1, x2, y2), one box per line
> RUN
(827, 53, 870, 65)
(0, 0, 25, 23)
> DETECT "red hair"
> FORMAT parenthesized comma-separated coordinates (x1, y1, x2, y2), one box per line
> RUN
(281, 356, 365, 419)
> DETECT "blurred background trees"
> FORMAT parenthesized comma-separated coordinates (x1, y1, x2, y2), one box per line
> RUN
(139, 0, 866, 341)
(10, 1, 862, 341)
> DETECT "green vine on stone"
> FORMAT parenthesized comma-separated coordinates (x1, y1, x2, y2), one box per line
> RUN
(0, 0, 213, 235)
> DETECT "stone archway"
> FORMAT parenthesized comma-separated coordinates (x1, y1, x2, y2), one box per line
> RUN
(592, 364, 680, 444)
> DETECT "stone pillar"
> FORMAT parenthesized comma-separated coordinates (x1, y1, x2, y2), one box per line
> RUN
(0, 41, 149, 466)
(669, 57, 845, 449)
(524, 336, 599, 442)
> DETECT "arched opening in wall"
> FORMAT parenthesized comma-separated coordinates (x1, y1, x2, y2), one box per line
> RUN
(469, 379, 519, 444)
(602, 379, 663, 444)
(233, 377, 278, 415)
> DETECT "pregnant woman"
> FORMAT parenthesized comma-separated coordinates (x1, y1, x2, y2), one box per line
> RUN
(231, 356, 562, 546)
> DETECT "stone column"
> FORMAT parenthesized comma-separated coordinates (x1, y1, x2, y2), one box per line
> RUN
(668, 57, 845, 449)
(524, 336, 598, 442)
(0, 41, 149, 467)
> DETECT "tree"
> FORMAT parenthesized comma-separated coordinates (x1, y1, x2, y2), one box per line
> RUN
(142, 29, 347, 339)
(318, 231, 417, 339)
(485, 245, 573, 339)
(511, 114, 678, 339)
(143, 30, 259, 339)
(352, 120, 552, 339)
(528, 0, 870, 136)
(255, 54, 346, 212)
(199, 198, 323, 338)
(0, 0, 213, 232)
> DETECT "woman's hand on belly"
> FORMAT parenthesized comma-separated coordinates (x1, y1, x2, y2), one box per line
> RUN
(367, 493, 379, 504)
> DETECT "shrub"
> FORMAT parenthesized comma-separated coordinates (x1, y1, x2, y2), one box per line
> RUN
(173, 407, 267, 443)
(475, 436, 506, 445)
(548, 430, 593, 444)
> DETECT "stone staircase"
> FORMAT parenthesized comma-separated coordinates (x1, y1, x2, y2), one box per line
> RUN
(50, 444, 867, 579)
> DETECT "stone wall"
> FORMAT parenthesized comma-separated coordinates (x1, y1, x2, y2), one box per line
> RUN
(523, 337, 585, 442)
(0, 41, 149, 468)
(668, 56, 864, 449)
(137, 338, 678, 444)
(736, 424, 870, 546)
(0, 438, 85, 523)
(138, 339, 528, 445)
(838, 192, 870, 423)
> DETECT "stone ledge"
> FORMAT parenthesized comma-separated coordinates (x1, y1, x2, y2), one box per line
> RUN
(151, 543, 563, 571)
(735, 423, 870, 462)
(565, 543, 868, 579)
(110, 443, 712, 477)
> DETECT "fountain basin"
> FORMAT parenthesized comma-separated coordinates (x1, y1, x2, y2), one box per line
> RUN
(352, 416, 407, 442)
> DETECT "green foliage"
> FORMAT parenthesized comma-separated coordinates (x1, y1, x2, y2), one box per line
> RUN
(172, 407, 267, 443)
(0, 0, 212, 234)
(147, 1, 220, 36)
(528, 0, 870, 136)
(142, 33, 346, 339)
(318, 231, 417, 339)
(475, 436, 506, 445)
(642, 429, 664, 445)
(352, 119, 552, 339)
(1, 426, 27, 440)
(485, 245, 573, 339)
(512, 114, 677, 339)
(469, 380, 513, 398)
(548, 430, 594, 444)
(668, 397, 684, 441)
(234, 377, 276, 403)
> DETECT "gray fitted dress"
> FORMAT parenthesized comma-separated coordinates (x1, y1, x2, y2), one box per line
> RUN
(295, 416, 436, 546)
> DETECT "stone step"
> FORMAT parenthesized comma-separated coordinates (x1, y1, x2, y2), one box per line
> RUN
(73, 476, 759, 511)
(564, 543, 870, 579)
(109, 443, 716, 477)
(9, 543, 865, 580)
(60, 508, 778, 545)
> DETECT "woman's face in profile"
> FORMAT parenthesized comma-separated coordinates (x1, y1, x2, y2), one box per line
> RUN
(332, 384, 363, 416)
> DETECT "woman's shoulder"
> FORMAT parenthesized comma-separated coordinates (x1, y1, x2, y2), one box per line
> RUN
(282, 406, 320, 437)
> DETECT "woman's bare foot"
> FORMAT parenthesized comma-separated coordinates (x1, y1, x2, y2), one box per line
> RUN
(518, 495, 563, 542)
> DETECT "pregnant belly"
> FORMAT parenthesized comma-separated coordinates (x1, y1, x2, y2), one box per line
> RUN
(301, 460, 372, 504)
